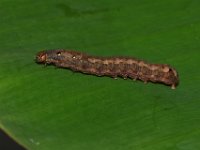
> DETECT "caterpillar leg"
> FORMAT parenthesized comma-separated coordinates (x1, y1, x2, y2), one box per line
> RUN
(112, 75, 118, 79)
(122, 74, 128, 80)
(140, 77, 148, 84)
(171, 84, 176, 89)
(128, 74, 137, 81)
(106, 73, 118, 79)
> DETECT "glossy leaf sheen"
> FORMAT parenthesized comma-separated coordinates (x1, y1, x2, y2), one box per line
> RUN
(0, 0, 200, 150)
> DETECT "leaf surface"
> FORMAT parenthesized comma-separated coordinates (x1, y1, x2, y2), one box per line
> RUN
(0, 0, 200, 150)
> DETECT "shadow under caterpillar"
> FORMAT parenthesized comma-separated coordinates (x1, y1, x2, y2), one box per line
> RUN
(35, 49, 179, 89)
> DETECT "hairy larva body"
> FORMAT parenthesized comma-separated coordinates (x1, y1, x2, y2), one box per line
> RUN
(36, 50, 179, 89)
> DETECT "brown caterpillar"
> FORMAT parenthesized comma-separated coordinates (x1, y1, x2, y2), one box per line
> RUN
(35, 50, 179, 89)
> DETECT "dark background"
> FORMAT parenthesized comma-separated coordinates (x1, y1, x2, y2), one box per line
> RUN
(0, 129, 25, 150)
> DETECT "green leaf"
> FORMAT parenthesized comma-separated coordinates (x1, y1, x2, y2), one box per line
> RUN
(0, 0, 200, 150)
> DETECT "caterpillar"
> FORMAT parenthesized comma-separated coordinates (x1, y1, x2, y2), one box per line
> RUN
(35, 49, 179, 89)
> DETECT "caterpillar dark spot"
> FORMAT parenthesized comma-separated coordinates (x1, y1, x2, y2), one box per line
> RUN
(35, 49, 179, 89)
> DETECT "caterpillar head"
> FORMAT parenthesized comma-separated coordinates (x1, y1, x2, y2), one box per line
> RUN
(35, 51, 47, 63)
